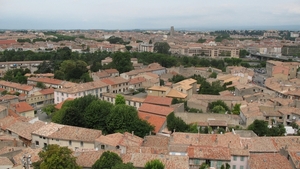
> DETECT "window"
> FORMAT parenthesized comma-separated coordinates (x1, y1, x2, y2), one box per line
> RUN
(56, 139, 59, 141)
(35, 141, 39, 146)
(240, 166, 244, 169)
(240, 156, 244, 161)
(233, 156, 237, 161)
(101, 145, 105, 149)
(66, 94, 68, 97)
(57, 97, 59, 102)
(39, 136, 42, 139)
(44, 143, 47, 147)
(232, 165, 236, 169)
(69, 140, 72, 146)
(61, 93, 64, 96)
(80, 141, 83, 147)
(217, 161, 222, 169)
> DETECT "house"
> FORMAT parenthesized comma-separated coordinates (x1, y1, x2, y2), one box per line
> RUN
(54, 81, 108, 104)
(138, 103, 174, 133)
(122, 153, 189, 169)
(11, 102, 35, 118)
(143, 95, 172, 107)
(129, 77, 146, 91)
(239, 102, 265, 127)
(26, 88, 55, 109)
(27, 77, 76, 89)
(90, 71, 110, 81)
(0, 80, 38, 95)
(101, 57, 112, 65)
(6, 120, 45, 146)
(31, 123, 102, 151)
(172, 78, 197, 100)
(147, 86, 170, 97)
(188, 145, 231, 169)
(103, 68, 119, 77)
(101, 77, 129, 94)
(101, 93, 144, 109)
(249, 153, 292, 169)
(95, 132, 143, 154)
(229, 149, 249, 169)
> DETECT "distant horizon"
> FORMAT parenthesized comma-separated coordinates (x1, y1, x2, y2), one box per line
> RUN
(1, 25, 300, 32)
(1, 0, 300, 31)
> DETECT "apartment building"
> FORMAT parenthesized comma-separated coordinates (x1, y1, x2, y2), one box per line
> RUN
(101, 93, 144, 109)
(31, 123, 102, 151)
(11, 102, 35, 118)
(101, 77, 129, 94)
(27, 77, 76, 89)
(54, 81, 108, 104)
(266, 60, 300, 80)
(0, 80, 38, 95)
(26, 88, 55, 109)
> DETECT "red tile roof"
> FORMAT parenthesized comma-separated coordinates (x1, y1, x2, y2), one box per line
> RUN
(188, 145, 231, 161)
(249, 153, 292, 169)
(39, 88, 54, 95)
(129, 77, 146, 85)
(27, 77, 63, 85)
(0, 80, 33, 91)
(143, 95, 172, 107)
(138, 103, 174, 117)
(104, 68, 119, 74)
(12, 102, 34, 113)
(0, 40, 17, 45)
(101, 77, 128, 85)
(138, 112, 166, 133)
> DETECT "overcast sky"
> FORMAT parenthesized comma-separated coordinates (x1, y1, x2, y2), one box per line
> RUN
(1, 0, 300, 30)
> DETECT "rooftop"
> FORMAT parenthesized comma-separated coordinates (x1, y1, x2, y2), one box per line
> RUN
(143, 95, 172, 107)
(138, 103, 174, 117)
(249, 153, 292, 169)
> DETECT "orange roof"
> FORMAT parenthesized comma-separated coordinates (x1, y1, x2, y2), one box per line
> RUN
(55, 98, 74, 110)
(101, 77, 128, 85)
(103, 68, 119, 74)
(0, 80, 33, 91)
(27, 77, 63, 85)
(13, 102, 34, 113)
(138, 112, 166, 133)
(143, 95, 172, 107)
(0, 40, 17, 45)
(129, 77, 146, 85)
(138, 103, 174, 117)
(249, 153, 292, 169)
(39, 88, 54, 95)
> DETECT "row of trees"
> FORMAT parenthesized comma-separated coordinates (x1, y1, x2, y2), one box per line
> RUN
(2, 68, 30, 84)
(52, 95, 154, 137)
(248, 120, 286, 136)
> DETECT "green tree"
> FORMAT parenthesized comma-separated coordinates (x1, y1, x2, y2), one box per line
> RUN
(33, 144, 81, 169)
(144, 159, 164, 169)
(36, 82, 47, 89)
(197, 38, 206, 43)
(208, 100, 230, 112)
(154, 42, 170, 54)
(167, 112, 188, 132)
(125, 45, 133, 51)
(239, 49, 249, 58)
(199, 162, 209, 169)
(112, 52, 133, 73)
(42, 104, 57, 116)
(248, 120, 269, 136)
(159, 79, 165, 86)
(112, 163, 135, 169)
(232, 104, 241, 115)
(212, 105, 226, 114)
(92, 151, 122, 169)
(83, 100, 113, 132)
(115, 94, 126, 105)
(209, 72, 217, 78)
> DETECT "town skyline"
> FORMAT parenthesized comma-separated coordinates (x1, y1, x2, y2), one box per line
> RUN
(1, 0, 300, 30)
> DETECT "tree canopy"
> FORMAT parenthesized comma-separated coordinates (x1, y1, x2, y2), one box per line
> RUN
(112, 52, 133, 73)
(33, 144, 81, 169)
(248, 119, 286, 136)
(154, 42, 170, 54)
(144, 159, 165, 169)
(92, 151, 122, 169)
(115, 94, 126, 105)
(52, 95, 153, 137)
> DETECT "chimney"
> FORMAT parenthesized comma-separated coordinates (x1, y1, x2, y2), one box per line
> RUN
(132, 131, 134, 136)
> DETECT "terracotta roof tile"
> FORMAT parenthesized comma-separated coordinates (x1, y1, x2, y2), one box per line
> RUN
(0, 157, 13, 166)
(249, 153, 292, 169)
(188, 145, 231, 161)
(48, 125, 102, 142)
(143, 95, 172, 107)
(74, 150, 104, 168)
(39, 88, 55, 95)
(12, 102, 34, 113)
(138, 103, 174, 117)
(0, 80, 33, 91)
(122, 153, 189, 169)
(138, 112, 166, 133)
(7, 120, 45, 140)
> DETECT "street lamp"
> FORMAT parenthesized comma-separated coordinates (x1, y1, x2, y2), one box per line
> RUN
(21, 154, 32, 169)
